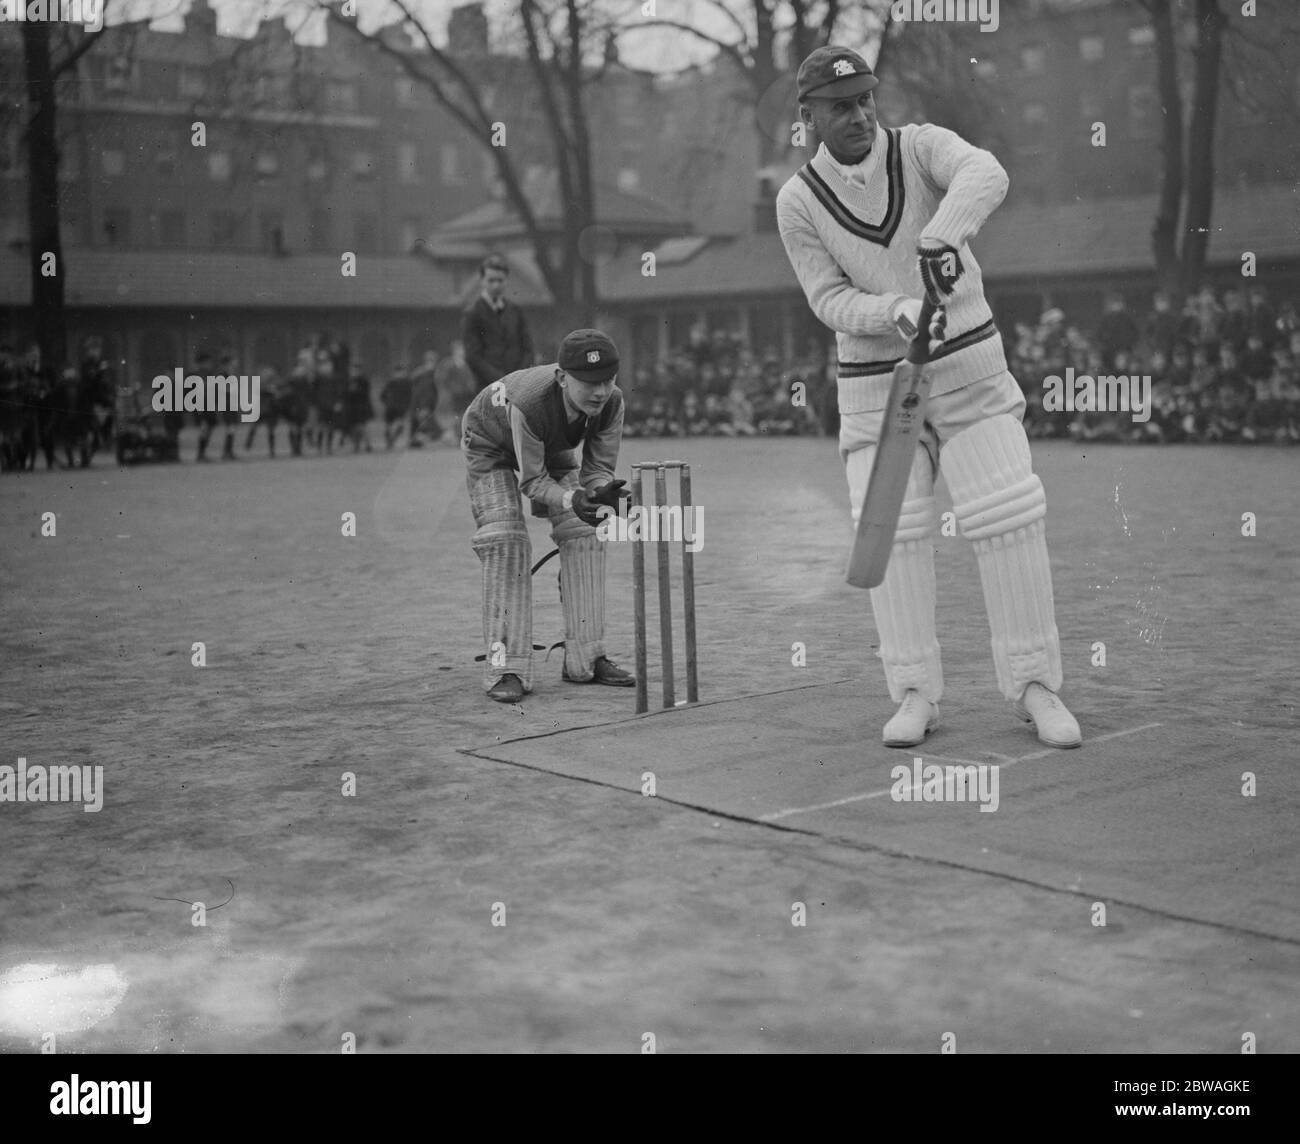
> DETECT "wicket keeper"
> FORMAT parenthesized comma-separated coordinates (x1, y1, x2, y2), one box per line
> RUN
(777, 46, 1081, 748)
(462, 329, 635, 703)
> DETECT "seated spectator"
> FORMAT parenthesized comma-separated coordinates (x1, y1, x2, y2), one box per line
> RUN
(726, 385, 757, 436)
(1241, 333, 1272, 381)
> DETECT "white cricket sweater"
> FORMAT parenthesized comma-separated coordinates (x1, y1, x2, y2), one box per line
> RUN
(776, 125, 1010, 413)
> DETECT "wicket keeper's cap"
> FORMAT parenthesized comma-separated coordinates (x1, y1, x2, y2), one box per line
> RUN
(558, 329, 619, 384)
(797, 46, 878, 101)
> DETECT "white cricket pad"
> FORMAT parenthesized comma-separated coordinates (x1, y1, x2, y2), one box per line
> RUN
(942, 414, 1063, 700)
(469, 471, 534, 691)
(846, 445, 943, 702)
(551, 511, 606, 680)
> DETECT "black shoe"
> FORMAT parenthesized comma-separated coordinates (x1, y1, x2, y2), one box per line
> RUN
(487, 674, 525, 703)
(563, 656, 635, 687)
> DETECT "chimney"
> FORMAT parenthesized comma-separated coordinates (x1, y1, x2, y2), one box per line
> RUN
(187, 0, 217, 38)
(449, 3, 489, 60)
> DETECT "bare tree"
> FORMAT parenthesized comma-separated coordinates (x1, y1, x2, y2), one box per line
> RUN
(620, 1, 852, 195)
(15, 14, 111, 374)
(322, 0, 611, 326)
(1142, 0, 1300, 295)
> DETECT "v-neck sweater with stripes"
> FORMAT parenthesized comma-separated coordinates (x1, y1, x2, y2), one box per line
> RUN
(777, 125, 1010, 414)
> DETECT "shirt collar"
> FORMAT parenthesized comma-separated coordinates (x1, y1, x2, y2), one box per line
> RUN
(819, 141, 873, 189)
(481, 291, 506, 312)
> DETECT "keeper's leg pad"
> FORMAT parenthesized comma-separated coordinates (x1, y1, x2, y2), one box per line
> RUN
(941, 413, 1063, 700)
(550, 506, 605, 681)
(469, 470, 534, 691)
(845, 444, 943, 703)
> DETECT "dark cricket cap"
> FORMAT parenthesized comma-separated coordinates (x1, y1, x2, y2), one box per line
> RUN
(797, 46, 878, 101)
(558, 329, 619, 384)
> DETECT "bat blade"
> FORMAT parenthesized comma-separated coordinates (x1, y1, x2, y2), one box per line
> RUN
(846, 357, 933, 589)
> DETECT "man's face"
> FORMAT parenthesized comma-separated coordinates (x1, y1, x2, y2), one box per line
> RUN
(803, 91, 876, 162)
(560, 370, 615, 416)
(483, 268, 508, 301)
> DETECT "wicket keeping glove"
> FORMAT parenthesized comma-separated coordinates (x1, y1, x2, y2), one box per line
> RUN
(569, 488, 606, 526)
(917, 242, 964, 305)
(590, 479, 629, 507)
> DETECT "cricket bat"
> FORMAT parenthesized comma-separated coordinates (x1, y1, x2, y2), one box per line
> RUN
(846, 297, 940, 590)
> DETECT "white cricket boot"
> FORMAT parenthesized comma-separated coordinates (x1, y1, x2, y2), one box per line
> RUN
(1015, 682, 1082, 748)
(883, 690, 939, 748)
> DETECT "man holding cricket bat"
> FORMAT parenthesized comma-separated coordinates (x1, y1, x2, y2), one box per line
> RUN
(777, 46, 1081, 749)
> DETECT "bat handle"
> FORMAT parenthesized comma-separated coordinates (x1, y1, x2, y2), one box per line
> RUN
(907, 297, 939, 366)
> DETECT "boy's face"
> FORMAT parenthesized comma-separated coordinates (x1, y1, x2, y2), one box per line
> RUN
(559, 370, 615, 416)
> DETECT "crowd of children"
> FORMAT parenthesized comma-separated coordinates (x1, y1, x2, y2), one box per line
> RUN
(1010, 285, 1299, 444)
(622, 286, 1300, 445)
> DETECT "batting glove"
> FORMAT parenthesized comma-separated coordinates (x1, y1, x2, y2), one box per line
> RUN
(917, 242, 964, 304)
(892, 298, 948, 354)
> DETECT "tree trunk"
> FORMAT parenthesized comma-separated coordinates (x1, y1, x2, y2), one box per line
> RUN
(1149, 0, 1185, 299)
(1181, 0, 1225, 292)
(21, 20, 67, 375)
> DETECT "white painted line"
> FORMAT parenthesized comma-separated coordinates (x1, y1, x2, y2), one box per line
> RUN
(759, 722, 1163, 823)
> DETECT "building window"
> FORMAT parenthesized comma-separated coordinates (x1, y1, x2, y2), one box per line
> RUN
(255, 151, 280, 179)
(208, 151, 232, 181)
(617, 167, 640, 192)
(143, 61, 179, 101)
(1079, 34, 1104, 63)
(1023, 103, 1048, 131)
(1127, 84, 1158, 137)
(309, 208, 331, 252)
(974, 59, 997, 81)
(102, 149, 125, 177)
(440, 144, 461, 185)
(261, 211, 285, 253)
(399, 217, 423, 253)
(180, 66, 206, 99)
(211, 211, 243, 248)
(1079, 90, 1103, 121)
(306, 154, 327, 182)
(0, 127, 21, 178)
(103, 207, 130, 245)
(155, 149, 177, 177)
(1128, 26, 1155, 52)
(352, 150, 375, 178)
(354, 213, 378, 253)
(105, 56, 132, 94)
(1020, 45, 1047, 75)
(395, 77, 417, 107)
(398, 142, 418, 184)
(158, 210, 186, 248)
(327, 80, 358, 112)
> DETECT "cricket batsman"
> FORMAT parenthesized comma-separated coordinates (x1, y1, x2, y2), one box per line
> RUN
(462, 329, 635, 704)
(776, 46, 1080, 748)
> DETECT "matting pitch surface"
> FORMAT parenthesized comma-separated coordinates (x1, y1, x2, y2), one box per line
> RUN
(464, 683, 1295, 943)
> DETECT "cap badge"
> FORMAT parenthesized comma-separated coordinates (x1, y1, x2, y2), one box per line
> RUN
(587, 351, 600, 363)
(833, 60, 855, 76)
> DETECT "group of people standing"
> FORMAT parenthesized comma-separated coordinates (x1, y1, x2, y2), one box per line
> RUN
(0, 338, 116, 472)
